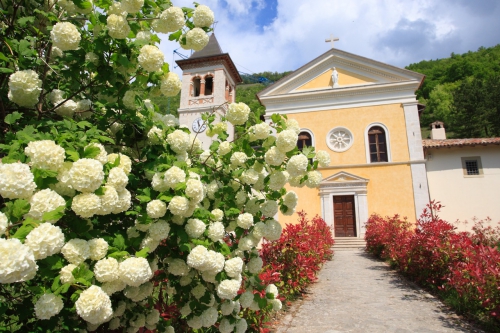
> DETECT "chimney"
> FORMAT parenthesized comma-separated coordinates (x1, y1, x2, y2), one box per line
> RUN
(430, 121, 446, 140)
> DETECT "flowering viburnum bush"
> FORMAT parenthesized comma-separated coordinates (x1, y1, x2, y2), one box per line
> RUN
(0, 1, 331, 332)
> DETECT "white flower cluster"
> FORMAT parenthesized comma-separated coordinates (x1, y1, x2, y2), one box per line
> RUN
(25, 223, 65, 260)
(61, 238, 89, 265)
(230, 152, 248, 167)
(226, 102, 250, 125)
(123, 90, 137, 110)
(316, 150, 331, 167)
(185, 218, 206, 238)
(152, 166, 185, 192)
(69, 158, 104, 192)
(166, 130, 190, 154)
(27, 189, 65, 222)
(35, 293, 64, 320)
(265, 146, 286, 166)
(121, 0, 143, 13)
(0, 212, 8, 235)
(0, 238, 38, 283)
(193, 5, 214, 27)
(138, 45, 164, 72)
(8, 70, 42, 107)
(119, 257, 153, 287)
(86, 143, 108, 164)
(287, 154, 308, 177)
(236, 213, 254, 229)
(305, 170, 322, 188)
(276, 129, 298, 153)
(0, 162, 36, 199)
(75, 285, 113, 324)
(182, 28, 209, 51)
(161, 72, 182, 97)
(152, 6, 185, 33)
(107, 14, 131, 39)
(147, 199, 167, 218)
(269, 170, 289, 191)
(50, 22, 81, 51)
(249, 122, 270, 141)
(25, 140, 66, 171)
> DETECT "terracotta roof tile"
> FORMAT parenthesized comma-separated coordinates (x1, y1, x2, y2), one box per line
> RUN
(422, 138, 500, 148)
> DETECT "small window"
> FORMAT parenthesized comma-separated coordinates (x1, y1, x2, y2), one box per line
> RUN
(368, 126, 388, 162)
(205, 76, 213, 95)
(297, 132, 312, 151)
(461, 156, 483, 177)
(193, 78, 201, 97)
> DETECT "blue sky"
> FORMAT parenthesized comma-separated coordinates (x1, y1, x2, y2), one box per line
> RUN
(161, 0, 500, 76)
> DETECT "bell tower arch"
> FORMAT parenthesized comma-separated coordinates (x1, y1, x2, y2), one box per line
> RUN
(176, 34, 242, 149)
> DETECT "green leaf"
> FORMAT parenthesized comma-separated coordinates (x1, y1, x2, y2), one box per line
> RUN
(135, 248, 149, 258)
(12, 199, 31, 219)
(83, 146, 101, 158)
(70, 290, 82, 302)
(73, 264, 94, 286)
(168, 30, 182, 41)
(11, 223, 35, 241)
(108, 251, 129, 259)
(42, 206, 66, 222)
(225, 207, 241, 218)
(179, 243, 191, 252)
(161, 63, 169, 75)
(51, 276, 61, 292)
(17, 16, 35, 27)
(32, 168, 59, 188)
(65, 150, 80, 162)
(0, 67, 14, 74)
(257, 296, 268, 309)
(113, 233, 126, 250)
(4, 112, 22, 124)
(136, 195, 151, 203)
(73, 0, 92, 9)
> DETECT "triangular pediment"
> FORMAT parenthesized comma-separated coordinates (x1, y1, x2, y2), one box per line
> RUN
(258, 48, 424, 99)
(321, 171, 369, 185)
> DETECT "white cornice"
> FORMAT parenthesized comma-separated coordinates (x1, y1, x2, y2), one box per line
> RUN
(318, 160, 427, 170)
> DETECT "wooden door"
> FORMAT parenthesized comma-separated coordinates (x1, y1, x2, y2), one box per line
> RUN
(333, 196, 356, 237)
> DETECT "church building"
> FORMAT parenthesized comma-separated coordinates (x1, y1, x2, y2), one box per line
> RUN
(257, 48, 429, 238)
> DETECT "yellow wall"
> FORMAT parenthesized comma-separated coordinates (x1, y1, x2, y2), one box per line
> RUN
(297, 68, 375, 90)
(290, 104, 410, 164)
(278, 103, 416, 225)
(280, 164, 416, 224)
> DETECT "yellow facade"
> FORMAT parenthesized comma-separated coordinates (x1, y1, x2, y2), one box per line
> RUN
(297, 68, 376, 91)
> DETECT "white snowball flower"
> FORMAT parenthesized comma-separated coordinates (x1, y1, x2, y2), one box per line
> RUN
(217, 279, 241, 300)
(286, 119, 301, 135)
(269, 170, 289, 191)
(0, 162, 36, 199)
(122, 90, 137, 110)
(161, 72, 182, 97)
(152, 6, 185, 33)
(193, 5, 214, 27)
(305, 170, 322, 188)
(239, 290, 254, 308)
(7, 70, 42, 107)
(101, 279, 127, 295)
(138, 45, 164, 72)
(93, 257, 119, 283)
(219, 318, 235, 333)
(107, 14, 130, 39)
(75, 285, 113, 324)
(112, 188, 131, 213)
(283, 191, 298, 209)
(187, 315, 203, 330)
(88, 238, 108, 260)
(247, 256, 263, 274)
(25, 223, 65, 260)
(207, 221, 225, 242)
(241, 169, 259, 185)
(220, 301, 236, 316)
(85, 143, 107, 164)
(164, 165, 187, 189)
(230, 151, 248, 167)
(61, 238, 89, 265)
(97, 185, 119, 215)
(236, 213, 254, 229)
(224, 257, 243, 278)
(35, 293, 64, 320)
(147, 199, 167, 218)
(236, 319, 248, 333)
(59, 264, 77, 284)
(168, 196, 190, 216)
(249, 122, 270, 141)
(0, 212, 8, 235)
(148, 220, 171, 241)
(264, 219, 283, 241)
(135, 30, 151, 42)
(276, 129, 298, 153)
(261, 200, 279, 217)
(264, 146, 286, 166)
(0, 238, 38, 283)
(49, 89, 65, 104)
(270, 298, 283, 311)
(146, 309, 160, 326)
(147, 126, 163, 145)
(186, 245, 208, 270)
(286, 154, 308, 177)
(182, 27, 209, 51)
(121, 0, 143, 13)
(226, 102, 250, 125)
(72, 193, 101, 218)
(201, 307, 218, 327)
(185, 178, 204, 202)
(119, 257, 153, 287)
(140, 235, 160, 253)
(218, 141, 232, 155)
(168, 258, 190, 276)
(211, 208, 224, 221)
(251, 222, 267, 240)
(50, 22, 81, 51)
(55, 99, 77, 117)
(69, 158, 104, 192)
(25, 140, 66, 171)
(204, 250, 225, 274)
(237, 236, 255, 251)
(316, 150, 331, 167)
(245, 198, 261, 215)
(166, 130, 190, 154)
(107, 153, 132, 174)
(266, 284, 279, 299)
(27, 189, 66, 222)
(191, 283, 206, 299)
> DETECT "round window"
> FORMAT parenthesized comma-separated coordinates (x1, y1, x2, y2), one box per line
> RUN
(326, 127, 354, 152)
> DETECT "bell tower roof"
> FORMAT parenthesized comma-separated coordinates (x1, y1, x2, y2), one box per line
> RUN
(175, 34, 242, 84)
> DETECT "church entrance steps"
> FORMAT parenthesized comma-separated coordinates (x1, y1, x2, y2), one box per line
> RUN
(333, 237, 366, 251)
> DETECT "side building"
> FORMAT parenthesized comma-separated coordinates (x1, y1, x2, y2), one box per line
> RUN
(258, 48, 429, 238)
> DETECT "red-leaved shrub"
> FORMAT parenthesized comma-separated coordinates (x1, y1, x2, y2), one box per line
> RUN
(365, 201, 500, 324)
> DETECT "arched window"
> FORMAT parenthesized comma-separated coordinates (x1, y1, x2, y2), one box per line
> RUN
(204, 76, 213, 95)
(368, 126, 388, 162)
(297, 131, 312, 151)
(193, 77, 201, 97)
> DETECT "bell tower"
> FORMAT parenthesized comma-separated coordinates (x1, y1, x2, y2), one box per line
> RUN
(176, 34, 242, 149)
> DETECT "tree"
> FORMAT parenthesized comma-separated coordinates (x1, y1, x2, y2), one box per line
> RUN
(0, 1, 331, 332)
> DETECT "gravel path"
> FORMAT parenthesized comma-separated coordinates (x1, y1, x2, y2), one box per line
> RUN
(274, 250, 483, 333)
